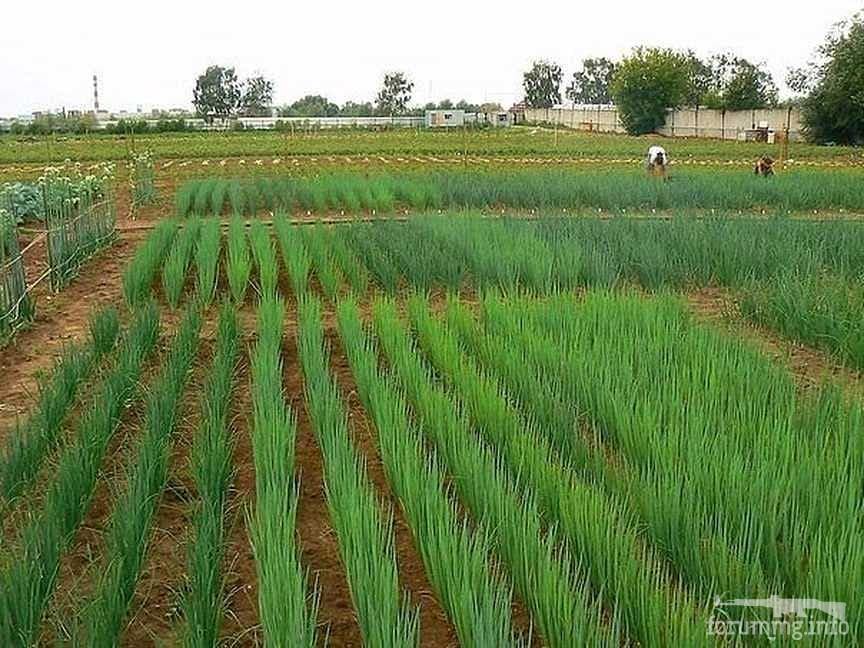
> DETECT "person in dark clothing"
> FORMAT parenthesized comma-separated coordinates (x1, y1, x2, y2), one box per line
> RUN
(754, 156, 775, 177)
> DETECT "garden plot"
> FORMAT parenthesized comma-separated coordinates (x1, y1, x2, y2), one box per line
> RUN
(0, 212, 861, 647)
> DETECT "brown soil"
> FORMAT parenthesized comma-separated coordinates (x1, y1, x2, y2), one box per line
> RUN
(43, 332, 172, 644)
(0, 355, 108, 552)
(16, 231, 49, 288)
(220, 328, 261, 647)
(286, 319, 364, 647)
(0, 234, 142, 438)
(326, 328, 460, 647)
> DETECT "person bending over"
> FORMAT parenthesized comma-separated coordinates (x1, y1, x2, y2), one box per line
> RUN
(754, 155, 775, 177)
(646, 145, 668, 178)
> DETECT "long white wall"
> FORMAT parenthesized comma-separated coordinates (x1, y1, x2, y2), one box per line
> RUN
(522, 106, 802, 141)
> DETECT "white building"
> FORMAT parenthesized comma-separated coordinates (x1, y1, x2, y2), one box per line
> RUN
(426, 109, 466, 128)
(426, 109, 512, 128)
(481, 111, 513, 127)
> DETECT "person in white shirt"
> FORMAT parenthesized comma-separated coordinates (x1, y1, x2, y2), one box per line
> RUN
(646, 145, 668, 178)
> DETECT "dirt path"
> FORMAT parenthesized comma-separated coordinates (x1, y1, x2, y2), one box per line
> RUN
(0, 234, 142, 440)
(219, 324, 260, 647)
(286, 319, 363, 647)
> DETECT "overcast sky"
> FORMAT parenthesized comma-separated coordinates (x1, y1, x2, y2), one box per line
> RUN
(1, 1, 860, 117)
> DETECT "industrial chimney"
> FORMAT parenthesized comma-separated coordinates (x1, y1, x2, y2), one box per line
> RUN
(93, 74, 100, 113)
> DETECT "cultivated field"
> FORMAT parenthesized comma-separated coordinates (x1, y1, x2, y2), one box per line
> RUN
(2, 126, 864, 166)
(0, 128, 862, 647)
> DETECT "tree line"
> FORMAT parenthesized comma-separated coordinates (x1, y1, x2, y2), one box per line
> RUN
(191, 68, 504, 122)
(191, 6, 860, 145)
(5, 8, 860, 144)
(525, 53, 778, 111)
(522, 52, 779, 135)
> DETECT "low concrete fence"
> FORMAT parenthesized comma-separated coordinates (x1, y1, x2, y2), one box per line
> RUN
(103, 116, 426, 130)
(522, 106, 802, 141)
(0, 116, 428, 132)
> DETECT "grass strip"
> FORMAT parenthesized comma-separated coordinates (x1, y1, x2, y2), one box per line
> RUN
(248, 296, 317, 646)
(336, 298, 522, 647)
(273, 212, 310, 298)
(194, 219, 222, 306)
(123, 220, 178, 306)
(226, 216, 250, 305)
(163, 218, 202, 309)
(372, 298, 616, 647)
(298, 295, 418, 646)
(182, 303, 240, 647)
(409, 294, 710, 646)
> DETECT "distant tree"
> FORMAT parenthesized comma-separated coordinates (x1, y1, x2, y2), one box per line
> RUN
(723, 59, 776, 109)
(479, 102, 504, 112)
(421, 99, 482, 112)
(724, 61, 777, 109)
(701, 54, 778, 110)
(565, 58, 616, 105)
(682, 52, 714, 106)
(376, 72, 414, 115)
(278, 95, 340, 117)
(455, 99, 481, 112)
(611, 47, 691, 134)
(241, 75, 274, 117)
(799, 12, 864, 144)
(193, 65, 242, 123)
(785, 66, 814, 97)
(339, 100, 375, 116)
(523, 60, 562, 108)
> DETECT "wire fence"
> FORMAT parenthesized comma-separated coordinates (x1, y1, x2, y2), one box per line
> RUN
(0, 221, 36, 341)
(46, 190, 117, 290)
(0, 191, 116, 342)
(129, 151, 156, 210)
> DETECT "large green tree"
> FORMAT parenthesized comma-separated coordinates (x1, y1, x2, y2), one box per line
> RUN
(682, 51, 714, 106)
(193, 66, 243, 122)
(339, 101, 375, 117)
(422, 99, 482, 112)
(523, 60, 562, 108)
(278, 95, 340, 117)
(611, 48, 691, 134)
(376, 72, 414, 116)
(240, 75, 274, 117)
(799, 12, 864, 144)
(565, 58, 616, 105)
(701, 54, 778, 110)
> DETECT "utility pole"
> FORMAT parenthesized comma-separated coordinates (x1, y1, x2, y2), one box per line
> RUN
(781, 105, 792, 171)
(554, 107, 559, 147)
(462, 119, 468, 170)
